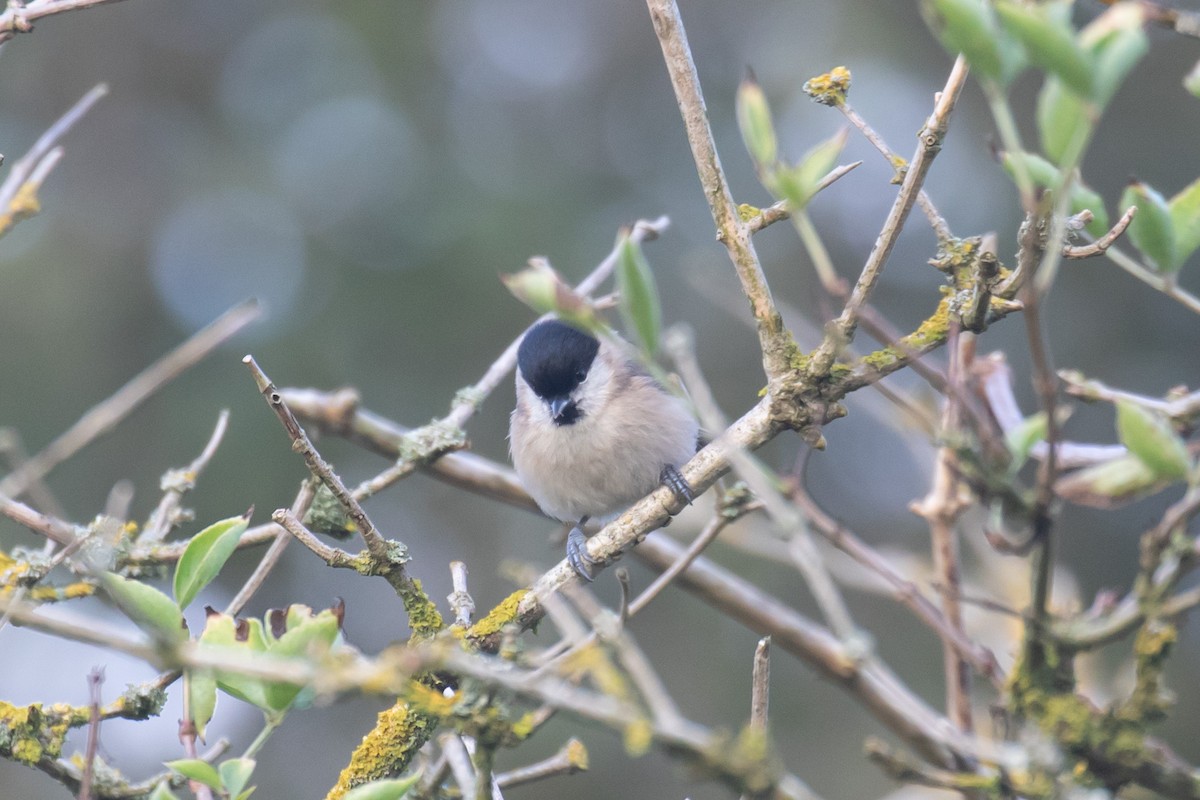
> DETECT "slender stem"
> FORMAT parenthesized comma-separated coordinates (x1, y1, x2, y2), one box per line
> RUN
(807, 56, 969, 377)
(793, 210, 841, 295)
(645, 0, 791, 379)
(243, 717, 282, 760)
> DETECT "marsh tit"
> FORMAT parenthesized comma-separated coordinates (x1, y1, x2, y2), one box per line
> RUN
(509, 319, 699, 580)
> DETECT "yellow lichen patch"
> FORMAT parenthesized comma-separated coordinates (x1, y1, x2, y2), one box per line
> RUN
(737, 203, 762, 222)
(623, 718, 653, 756)
(324, 701, 439, 800)
(11, 737, 42, 764)
(400, 578, 445, 639)
(0, 699, 83, 765)
(802, 66, 852, 106)
(465, 589, 529, 641)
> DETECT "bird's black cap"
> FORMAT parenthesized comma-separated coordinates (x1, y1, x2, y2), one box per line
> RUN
(517, 320, 599, 401)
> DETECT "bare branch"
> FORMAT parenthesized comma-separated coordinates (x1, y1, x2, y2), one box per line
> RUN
(645, 0, 792, 380)
(1063, 205, 1136, 259)
(806, 56, 969, 378)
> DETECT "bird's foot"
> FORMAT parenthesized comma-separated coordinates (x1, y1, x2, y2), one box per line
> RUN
(566, 525, 599, 582)
(660, 464, 695, 507)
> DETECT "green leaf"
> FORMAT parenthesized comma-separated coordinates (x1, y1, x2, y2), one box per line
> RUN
(772, 128, 848, 211)
(996, 1, 1094, 98)
(920, 0, 1018, 84)
(173, 511, 251, 609)
(185, 669, 217, 741)
(1116, 400, 1191, 481)
(1036, 77, 1091, 166)
(501, 258, 601, 334)
(736, 73, 777, 168)
(166, 759, 222, 790)
(1087, 19, 1147, 108)
(262, 610, 340, 712)
(219, 758, 256, 799)
(149, 783, 180, 800)
(1005, 411, 1048, 472)
(1120, 182, 1179, 273)
(1169, 176, 1200, 265)
(616, 236, 662, 357)
(1056, 454, 1167, 508)
(342, 774, 423, 800)
(198, 611, 274, 711)
(100, 573, 186, 643)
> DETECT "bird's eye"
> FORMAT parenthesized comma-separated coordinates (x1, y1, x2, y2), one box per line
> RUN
(574, 369, 587, 383)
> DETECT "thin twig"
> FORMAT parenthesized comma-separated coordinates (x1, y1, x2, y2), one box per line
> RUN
(744, 162, 863, 233)
(836, 99, 951, 240)
(0, 84, 108, 217)
(910, 328, 974, 733)
(244, 355, 393, 565)
(1103, 244, 1200, 315)
(141, 410, 232, 543)
(77, 667, 104, 800)
(0, 427, 69, 522)
(749, 636, 771, 729)
(494, 738, 588, 789)
(806, 55, 969, 378)
(225, 481, 315, 616)
(790, 482, 1004, 686)
(631, 532, 963, 767)
(1062, 206, 1136, 259)
(0, 300, 261, 500)
(0, 0, 132, 45)
(665, 325, 859, 643)
(448, 561, 475, 626)
(646, 0, 792, 380)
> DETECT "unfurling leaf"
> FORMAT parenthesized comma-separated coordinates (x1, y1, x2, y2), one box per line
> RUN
(1116, 400, 1191, 481)
(996, 1, 1094, 98)
(173, 511, 251, 609)
(501, 258, 600, 334)
(736, 73, 778, 168)
(166, 759, 222, 791)
(1056, 454, 1168, 508)
(100, 573, 186, 643)
(185, 669, 217, 740)
(1005, 411, 1048, 472)
(149, 784, 181, 800)
(1120, 181, 1179, 273)
(1081, 3, 1148, 107)
(920, 0, 1021, 85)
(197, 604, 343, 715)
(1169, 176, 1200, 266)
(772, 129, 848, 211)
(1036, 77, 1090, 166)
(219, 758, 256, 799)
(616, 236, 662, 357)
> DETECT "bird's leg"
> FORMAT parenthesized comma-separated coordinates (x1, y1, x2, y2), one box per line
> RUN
(566, 516, 598, 582)
(660, 464, 695, 507)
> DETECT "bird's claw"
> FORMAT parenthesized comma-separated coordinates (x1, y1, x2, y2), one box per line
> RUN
(660, 464, 695, 506)
(566, 526, 598, 582)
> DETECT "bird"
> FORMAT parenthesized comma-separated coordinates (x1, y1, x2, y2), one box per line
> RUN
(509, 318, 699, 580)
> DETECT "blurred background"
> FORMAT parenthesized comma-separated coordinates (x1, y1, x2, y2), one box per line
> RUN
(2, 1, 1199, 797)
